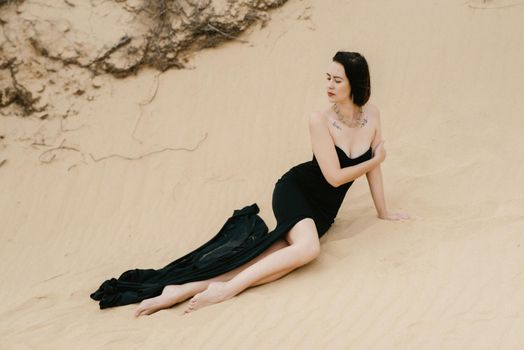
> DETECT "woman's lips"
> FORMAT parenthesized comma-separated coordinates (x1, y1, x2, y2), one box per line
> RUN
(327, 92, 335, 96)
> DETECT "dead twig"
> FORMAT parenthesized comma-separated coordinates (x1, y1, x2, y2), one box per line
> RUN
(39, 139, 82, 164)
(67, 164, 78, 171)
(206, 23, 249, 44)
(139, 72, 162, 107)
(132, 71, 162, 142)
(89, 132, 208, 163)
(89, 35, 132, 66)
(31, 141, 53, 149)
(60, 117, 88, 133)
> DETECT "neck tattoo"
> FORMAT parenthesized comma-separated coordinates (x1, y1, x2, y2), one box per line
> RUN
(332, 103, 367, 128)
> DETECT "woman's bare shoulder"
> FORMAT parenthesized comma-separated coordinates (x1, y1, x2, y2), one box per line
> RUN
(365, 103, 381, 120)
(308, 108, 331, 124)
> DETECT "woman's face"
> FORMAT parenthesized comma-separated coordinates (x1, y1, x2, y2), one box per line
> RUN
(326, 61, 351, 103)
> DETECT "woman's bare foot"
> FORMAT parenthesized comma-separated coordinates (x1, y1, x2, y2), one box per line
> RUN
(135, 285, 192, 317)
(183, 281, 235, 314)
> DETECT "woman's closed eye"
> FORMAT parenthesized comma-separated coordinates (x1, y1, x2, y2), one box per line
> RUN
(326, 77, 341, 83)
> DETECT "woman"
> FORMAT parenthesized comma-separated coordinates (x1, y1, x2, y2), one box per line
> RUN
(91, 51, 410, 316)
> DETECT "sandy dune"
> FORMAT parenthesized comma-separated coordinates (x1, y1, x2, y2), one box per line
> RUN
(1, 0, 523, 348)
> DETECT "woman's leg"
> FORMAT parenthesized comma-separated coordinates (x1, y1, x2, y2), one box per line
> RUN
(134, 237, 290, 317)
(184, 218, 320, 314)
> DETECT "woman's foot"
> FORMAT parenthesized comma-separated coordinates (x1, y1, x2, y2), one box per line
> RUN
(183, 281, 235, 314)
(134, 285, 192, 317)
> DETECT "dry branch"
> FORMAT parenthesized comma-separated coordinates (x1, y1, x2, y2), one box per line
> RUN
(89, 132, 208, 163)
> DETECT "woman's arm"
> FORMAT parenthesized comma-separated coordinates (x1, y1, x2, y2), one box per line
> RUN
(367, 165, 409, 220)
(366, 108, 388, 218)
(339, 158, 381, 186)
(366, 108, 410, 220)
(366, 164, 388, 218)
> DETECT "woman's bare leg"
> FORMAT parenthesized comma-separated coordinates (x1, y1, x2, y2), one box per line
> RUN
(134, 238, 290, 317)
(184, 218, 320, 314)
(134, 279, 219, 317)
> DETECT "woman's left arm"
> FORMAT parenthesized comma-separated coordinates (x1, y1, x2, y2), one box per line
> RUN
(366, 107, 410, 221)
(366, 164, 388, 219)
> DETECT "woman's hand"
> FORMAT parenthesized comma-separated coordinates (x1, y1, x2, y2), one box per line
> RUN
(379, 210, 410, 221)
(373, 139, 386, 163)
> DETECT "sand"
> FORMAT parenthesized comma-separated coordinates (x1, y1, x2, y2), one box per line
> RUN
(1, 0, 524, 348)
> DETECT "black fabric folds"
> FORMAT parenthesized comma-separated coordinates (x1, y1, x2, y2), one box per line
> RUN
(90, 203, 282, 309)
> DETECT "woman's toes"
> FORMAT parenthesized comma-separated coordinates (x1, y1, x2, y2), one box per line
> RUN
(135, 306, 147, 317)
(184, 295, 200, 314)
(183, 306, 193, 314)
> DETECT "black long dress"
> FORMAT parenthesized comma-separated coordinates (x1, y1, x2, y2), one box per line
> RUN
(90, 145, 374, 309)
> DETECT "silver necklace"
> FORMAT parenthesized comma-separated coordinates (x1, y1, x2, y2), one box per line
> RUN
(332, 103, 367, 128)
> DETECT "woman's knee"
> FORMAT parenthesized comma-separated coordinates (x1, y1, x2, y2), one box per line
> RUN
(296, 233, 320, 260)
(286, 219, 321, 263)
(297, 242, 320, 263)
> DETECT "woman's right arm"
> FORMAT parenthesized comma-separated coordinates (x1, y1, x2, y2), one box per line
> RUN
(309, 112, 383, 188)
(338, 155, 382, 186)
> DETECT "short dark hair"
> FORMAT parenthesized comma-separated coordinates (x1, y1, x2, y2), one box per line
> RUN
(332, 51, 371, 106)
